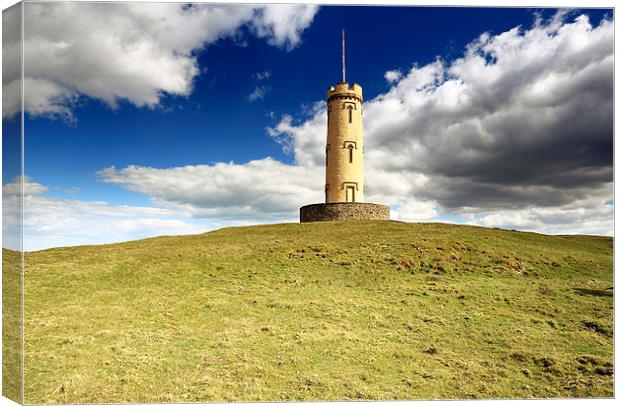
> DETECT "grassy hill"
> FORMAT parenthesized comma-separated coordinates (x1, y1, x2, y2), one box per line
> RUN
(12, 221, 614, 402)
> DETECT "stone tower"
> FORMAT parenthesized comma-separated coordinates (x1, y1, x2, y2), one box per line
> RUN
(325, 82, 364, 203)
(299, 29, 389, 222)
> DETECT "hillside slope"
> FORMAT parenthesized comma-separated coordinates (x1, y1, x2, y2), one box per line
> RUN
(19, 221, 613, 402)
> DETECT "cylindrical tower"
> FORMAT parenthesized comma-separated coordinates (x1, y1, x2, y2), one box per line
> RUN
(325, 82, 364, 203)
(299, 30, 389, 223)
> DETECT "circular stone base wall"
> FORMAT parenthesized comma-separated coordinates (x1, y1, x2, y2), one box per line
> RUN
(300, 202, 390, 223)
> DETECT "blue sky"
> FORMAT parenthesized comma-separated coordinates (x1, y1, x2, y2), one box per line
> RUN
(2, 3, 613, 250)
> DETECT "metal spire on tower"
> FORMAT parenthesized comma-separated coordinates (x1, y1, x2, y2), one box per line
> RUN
(342, 28, 346, 83)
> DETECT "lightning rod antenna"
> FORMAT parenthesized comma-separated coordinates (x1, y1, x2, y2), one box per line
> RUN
(342, 28, 346, 83)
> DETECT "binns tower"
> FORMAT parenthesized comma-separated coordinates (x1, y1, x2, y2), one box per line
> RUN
(325, 29, 364, 203)
(325, 82, 364, 202)
(300, 29, 389, 222)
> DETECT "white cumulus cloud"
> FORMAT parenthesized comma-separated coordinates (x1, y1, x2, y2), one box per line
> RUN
(384, 70, 403, 83)
(97, 158, 322, 222)
(2, 2, 319, 120)
(468, 195, 613, 236)
(2, 177, 211, 251)
(255, 71, 272, 80)
(251, 4, 319, 50)
(248, 85, 271, 102)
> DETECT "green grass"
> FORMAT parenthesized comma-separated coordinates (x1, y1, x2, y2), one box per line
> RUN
(2, 248, 22, 403)
(16, 221, 613, 402)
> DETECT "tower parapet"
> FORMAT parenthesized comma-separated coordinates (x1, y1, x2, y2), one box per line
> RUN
(327, 82, 363, 103)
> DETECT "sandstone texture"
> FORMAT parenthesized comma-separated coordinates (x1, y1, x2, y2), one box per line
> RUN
(325, 82, 364, 203)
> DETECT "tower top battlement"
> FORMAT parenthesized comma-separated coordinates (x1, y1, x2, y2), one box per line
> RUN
(327, 82, 363, 102)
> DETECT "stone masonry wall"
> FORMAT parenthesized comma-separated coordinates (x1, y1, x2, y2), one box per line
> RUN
(300, 202, 390, 223)
(325, 82, 364, 203)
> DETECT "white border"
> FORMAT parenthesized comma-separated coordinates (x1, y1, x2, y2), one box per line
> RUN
(0, 1, 616, 406)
